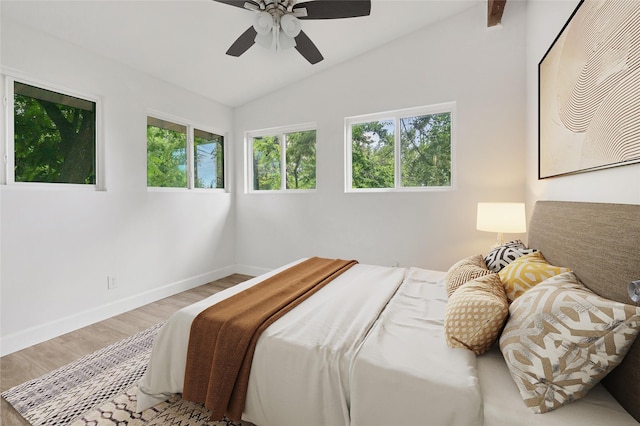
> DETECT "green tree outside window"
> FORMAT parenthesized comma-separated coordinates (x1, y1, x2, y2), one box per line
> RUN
(147, 118, 187, 188)
(350, 110, 451, 189)
(251, 129, 316, 191)
(13, 82, 96, 184)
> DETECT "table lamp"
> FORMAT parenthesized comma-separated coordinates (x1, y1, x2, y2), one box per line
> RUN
(476, 202, 526, 248)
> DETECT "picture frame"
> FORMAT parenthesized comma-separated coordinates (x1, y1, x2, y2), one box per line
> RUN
(538, 0, 640, 179)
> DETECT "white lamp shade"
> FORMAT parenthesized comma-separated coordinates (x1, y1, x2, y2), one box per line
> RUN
(476, 202, 526, 233)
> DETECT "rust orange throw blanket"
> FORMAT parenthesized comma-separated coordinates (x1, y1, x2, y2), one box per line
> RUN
(182, 257, 358, 421)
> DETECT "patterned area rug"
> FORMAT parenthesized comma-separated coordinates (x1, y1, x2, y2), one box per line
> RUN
(2, 323, 245, 426)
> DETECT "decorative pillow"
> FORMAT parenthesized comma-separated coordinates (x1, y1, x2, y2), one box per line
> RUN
(445, 254, 493, 298)
(499, 272, 640, 414)
(445, 274, 508, 355)
(498, 251, 570, 302)
(484, 240, 537, 273)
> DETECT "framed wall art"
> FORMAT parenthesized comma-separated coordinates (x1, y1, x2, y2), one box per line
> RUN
(538, 0, 640, 179)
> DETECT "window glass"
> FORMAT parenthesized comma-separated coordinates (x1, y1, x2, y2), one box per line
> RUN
(347, 103, 454, 191)
(252, 135, 281, 190)
(194, 129, 224, 189)
(13, 81, 96, 184)
(285, 130, 316, 189)
(248, 126, 317, 192)
(400, 113, 451, 187)
(350, 120, 394, 189)
(146, 117, 187, 188)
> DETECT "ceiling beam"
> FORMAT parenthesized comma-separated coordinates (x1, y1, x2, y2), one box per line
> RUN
(488, 0, 506, 27)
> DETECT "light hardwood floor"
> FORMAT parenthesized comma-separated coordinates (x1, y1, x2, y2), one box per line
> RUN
(0, 273, 252, 426)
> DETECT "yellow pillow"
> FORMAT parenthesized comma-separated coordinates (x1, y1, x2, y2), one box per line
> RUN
(498, 252, 570, 302)
(444, 274, 508, 355)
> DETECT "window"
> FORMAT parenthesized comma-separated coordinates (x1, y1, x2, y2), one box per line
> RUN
(8, 79, 98, 185)
(194, 129, 224, 189)
(147, 115, 225, 190)
(346, 102, 455, 191)
(247, 125, 316, 191)
(147, 117, 187, 188)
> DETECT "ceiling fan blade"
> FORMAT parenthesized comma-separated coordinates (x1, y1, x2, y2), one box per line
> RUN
(226, 26, 258, 57)
(294, 30, 324, 64)
(212, 0, 260, 10)
(295, 0, 371, 20)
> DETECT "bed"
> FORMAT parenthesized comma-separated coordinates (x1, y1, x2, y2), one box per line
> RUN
(137, 200, 640, 425)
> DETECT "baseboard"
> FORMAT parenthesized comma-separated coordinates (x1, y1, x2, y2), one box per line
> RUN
(0, 265, 237, 357)
(234, 264, 271, 277)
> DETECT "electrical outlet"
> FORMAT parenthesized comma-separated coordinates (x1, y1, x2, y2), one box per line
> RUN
(107, 276, 118, 290)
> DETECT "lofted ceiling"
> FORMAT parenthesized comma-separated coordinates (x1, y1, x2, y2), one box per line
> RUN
(1, 0, 501, 107)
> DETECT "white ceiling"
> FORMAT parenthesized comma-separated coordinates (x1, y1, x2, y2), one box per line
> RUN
(1, 0, 483, 107)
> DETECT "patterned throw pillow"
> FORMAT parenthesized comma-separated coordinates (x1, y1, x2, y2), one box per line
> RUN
(445, 254, 493, 298)
(484, 240, 537, 273)
(500, 272, 640, 414)
(445, 274, 508, 355)
(498, 251, 570, 302)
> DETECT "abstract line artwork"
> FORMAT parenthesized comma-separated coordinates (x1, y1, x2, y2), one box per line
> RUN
(539, 0, 640, 179)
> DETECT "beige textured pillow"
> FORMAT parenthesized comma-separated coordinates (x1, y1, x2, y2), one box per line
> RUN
(444, 274, 508, 355)
(499, 272, 640, 414)
(445, 254, 493, 298)
(498, 251, 570, 302)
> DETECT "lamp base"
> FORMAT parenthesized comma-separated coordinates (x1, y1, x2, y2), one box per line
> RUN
(490, 232, 505, 249)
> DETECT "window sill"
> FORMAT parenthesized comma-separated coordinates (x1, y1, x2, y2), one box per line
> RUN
(1, 182, 102, 192)
(345, 186, 454, 194)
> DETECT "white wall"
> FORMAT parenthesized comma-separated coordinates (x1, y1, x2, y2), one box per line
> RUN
(234, 2, 528, 274)
(0, 1, 534, 356)
(525, 0, 640, 206)
(0, 19, 236, 355)
(3, 0, 636, 358)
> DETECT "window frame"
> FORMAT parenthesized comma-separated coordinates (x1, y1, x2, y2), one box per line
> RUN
(245, 122, 317, 194)
(345, 102, 456, 193)
(146, 110, 227, 192)
(3, 74, 104, 190)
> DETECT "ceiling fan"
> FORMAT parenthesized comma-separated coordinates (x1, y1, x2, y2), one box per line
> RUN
(214, 0, 372, 64)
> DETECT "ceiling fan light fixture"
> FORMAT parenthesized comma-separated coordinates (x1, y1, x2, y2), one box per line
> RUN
(254, 31, 274, 49)
(253, 11, 274, 35)
(280, 13, 301, 38)
(278, 30, 297, 50)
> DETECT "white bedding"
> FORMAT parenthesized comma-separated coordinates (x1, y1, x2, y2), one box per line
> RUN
(478, 348, 639, 426)
(138, 260, 477, 425)
(350, 267, 482, 426)
(138, 259, 636, 426)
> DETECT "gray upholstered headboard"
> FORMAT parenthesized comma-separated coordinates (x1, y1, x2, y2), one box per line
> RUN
(527, 201, 640, 422)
